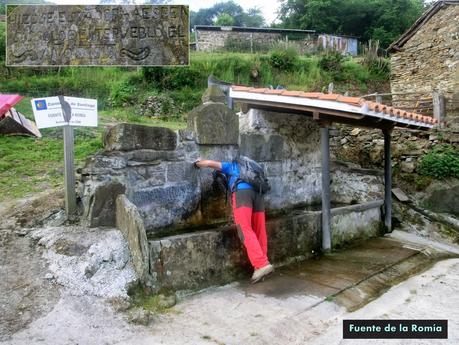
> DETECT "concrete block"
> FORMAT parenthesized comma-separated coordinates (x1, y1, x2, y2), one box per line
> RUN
(104, 124, 177, 151)
(188, 103, 239, 145)
(201, 85, 226, 104)
(131, 183, 201, 234)
(240, 133, 283, 162)
(116, 195, 150, 285)
(166, 161, 197, 183)
(88, 181, 126, 227)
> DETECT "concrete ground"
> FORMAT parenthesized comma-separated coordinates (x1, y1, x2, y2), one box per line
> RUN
(1, 229, 459, 345)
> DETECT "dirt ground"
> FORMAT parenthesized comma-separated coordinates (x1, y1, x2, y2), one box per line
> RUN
(1, 222, 458, 345)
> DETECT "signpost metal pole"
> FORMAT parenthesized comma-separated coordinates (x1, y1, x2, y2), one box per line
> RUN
(63, 124, 77, 217)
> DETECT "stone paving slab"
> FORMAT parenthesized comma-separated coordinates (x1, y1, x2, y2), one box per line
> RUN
(236, 235, 457, 312)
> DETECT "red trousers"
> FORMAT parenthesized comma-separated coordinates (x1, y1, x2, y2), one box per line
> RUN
(232, 189, 269, 269)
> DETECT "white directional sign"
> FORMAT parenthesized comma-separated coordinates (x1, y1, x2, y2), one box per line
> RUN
(31, 96, 98, 129)
(30, 95, 98, 219)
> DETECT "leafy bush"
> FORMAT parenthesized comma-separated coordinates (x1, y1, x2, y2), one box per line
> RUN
(418, 145, 459, 179)
(268, 47, 299, 71)
(109, 79, 138, 107)
(318, 52, 345, 72)
(361, 40, 390, 77)
(141, 66, 206, 90)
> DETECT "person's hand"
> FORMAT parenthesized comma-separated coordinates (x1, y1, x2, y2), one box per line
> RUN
(193, 159, 201, 168)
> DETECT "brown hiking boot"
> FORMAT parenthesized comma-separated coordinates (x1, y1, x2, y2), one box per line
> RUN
(251, 264, 274, 284)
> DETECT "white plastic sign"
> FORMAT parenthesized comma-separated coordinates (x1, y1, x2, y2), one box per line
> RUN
(31, 96, 98, 129)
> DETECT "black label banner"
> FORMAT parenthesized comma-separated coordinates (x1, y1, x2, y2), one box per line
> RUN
(343, 319, 448, 339)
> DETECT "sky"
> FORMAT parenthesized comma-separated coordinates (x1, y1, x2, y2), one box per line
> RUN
(31, 1, 282, 25)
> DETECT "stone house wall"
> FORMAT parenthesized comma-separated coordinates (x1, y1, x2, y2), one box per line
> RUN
(390, 5, 459, 123)
(195, 28, 315, 53)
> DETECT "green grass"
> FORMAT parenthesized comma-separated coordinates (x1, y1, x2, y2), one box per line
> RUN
(0, 103, 185, 201)
(99, 108, 186, 130)
(0, 131, 102, 201)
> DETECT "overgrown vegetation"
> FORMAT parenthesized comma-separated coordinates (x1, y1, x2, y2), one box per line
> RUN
(418, 145, 459, 179)
(278, 0, 426, 48)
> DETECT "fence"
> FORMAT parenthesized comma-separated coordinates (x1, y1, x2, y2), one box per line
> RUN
(361, 91, 457, 127)
(195, 26, 358, 56)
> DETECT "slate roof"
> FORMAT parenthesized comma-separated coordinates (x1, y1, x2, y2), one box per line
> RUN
(388, 0, 459, 52)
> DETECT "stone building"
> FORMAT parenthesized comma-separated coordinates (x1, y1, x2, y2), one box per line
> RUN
(194, 25, 359, 55)
(388, 0, 459, 124)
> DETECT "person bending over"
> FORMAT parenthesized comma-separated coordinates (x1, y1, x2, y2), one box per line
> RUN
(194, 158, 273, 283)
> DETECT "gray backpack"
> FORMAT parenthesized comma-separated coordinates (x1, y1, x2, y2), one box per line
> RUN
(233, 156, 270, 194)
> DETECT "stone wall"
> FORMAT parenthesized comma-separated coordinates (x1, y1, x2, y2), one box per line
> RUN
(196, 28, 315, 53)
(80, 98, 384, 236)
(330, 124, 459, 175)
(79, 89, 386, 291)
(390, 5, 459, 123)
(239, 109, 384, 209)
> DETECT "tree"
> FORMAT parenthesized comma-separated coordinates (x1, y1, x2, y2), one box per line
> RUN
(215, 13, 235, 26)
(191, 1, 266, 28)
(278, 0, 426, 48)
(241, 8, 265, 28)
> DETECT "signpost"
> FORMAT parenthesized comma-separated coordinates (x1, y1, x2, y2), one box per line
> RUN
(31, 96, 98, 218)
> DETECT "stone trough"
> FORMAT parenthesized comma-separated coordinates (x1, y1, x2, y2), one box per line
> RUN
(147, 200, 383, 293)
(79, 87, 386, 293)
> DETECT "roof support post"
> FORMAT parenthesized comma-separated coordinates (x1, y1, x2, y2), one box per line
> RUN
(383, 128, 392, 232)
(320, 124, 332, 252)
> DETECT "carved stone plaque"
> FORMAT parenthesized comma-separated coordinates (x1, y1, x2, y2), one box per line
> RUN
(6, 5, 189, 66)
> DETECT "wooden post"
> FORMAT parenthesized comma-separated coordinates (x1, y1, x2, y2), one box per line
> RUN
(328, 83, 334, 94)
(321, 124, 332, 251)
(250, 33, 253, 54)
(383, 128, 392, 232)
(63, 125, 77, 218)
(433, 92, 445, 127)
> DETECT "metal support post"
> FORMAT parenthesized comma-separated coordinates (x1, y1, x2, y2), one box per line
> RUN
(63, 125, 77, 218)
(321, 125, 332, 251)
(383, 129, 392, 232)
